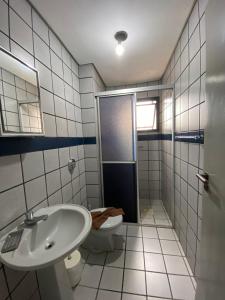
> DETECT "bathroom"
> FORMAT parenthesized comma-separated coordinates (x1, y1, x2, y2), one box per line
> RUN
(0, 0, 224, 299)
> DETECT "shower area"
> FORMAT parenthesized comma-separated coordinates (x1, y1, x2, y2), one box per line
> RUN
(96, 84, 174, 228)
(137, 88, 173, 227)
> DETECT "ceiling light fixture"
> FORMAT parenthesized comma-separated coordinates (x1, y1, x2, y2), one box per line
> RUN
(114, 31, 128, 56)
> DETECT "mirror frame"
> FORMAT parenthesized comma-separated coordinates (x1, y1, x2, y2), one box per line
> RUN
(0, 46, 45, 137)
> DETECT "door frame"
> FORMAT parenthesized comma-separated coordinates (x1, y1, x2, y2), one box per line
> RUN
(95, 84, 174, 224)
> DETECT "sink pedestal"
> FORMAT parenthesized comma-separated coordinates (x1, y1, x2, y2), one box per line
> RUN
(37, 260, 74, 300)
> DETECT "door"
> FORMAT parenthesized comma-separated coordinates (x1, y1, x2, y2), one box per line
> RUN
(195, 0, 225, 299)
(98, 94, 138, 222)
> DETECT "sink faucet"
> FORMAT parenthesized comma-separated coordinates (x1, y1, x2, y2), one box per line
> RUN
(23, 210, 48, 226)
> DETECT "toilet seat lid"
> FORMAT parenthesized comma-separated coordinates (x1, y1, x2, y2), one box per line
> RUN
(91, 207, 123, 229)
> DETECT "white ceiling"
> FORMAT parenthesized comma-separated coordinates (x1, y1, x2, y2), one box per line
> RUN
(30, 0, 194, 86)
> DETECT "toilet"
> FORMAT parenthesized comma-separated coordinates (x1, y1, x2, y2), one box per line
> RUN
(83, 207, 123, 253)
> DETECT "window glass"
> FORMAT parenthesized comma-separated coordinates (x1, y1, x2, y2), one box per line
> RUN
(136, 100, 157, 131)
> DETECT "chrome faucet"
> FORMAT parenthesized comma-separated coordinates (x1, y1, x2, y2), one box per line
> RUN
(23, 210, 48, 226)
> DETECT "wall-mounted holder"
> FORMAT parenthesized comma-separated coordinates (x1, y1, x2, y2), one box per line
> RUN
(68, 159, 76, 174)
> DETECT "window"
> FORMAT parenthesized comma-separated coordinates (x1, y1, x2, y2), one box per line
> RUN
(136, 99, 158, 131)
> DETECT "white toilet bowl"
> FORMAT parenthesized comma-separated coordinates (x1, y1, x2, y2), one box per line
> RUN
(83, 208, 123, 253)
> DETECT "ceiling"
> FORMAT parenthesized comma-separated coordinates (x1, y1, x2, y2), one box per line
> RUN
(30, 0, 195, 87)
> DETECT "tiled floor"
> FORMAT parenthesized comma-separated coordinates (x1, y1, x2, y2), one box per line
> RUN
(140, 200, 172, 227)
(74, 224, 196, 300)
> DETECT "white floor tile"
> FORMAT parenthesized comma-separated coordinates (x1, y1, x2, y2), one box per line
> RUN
(154, 212, 168, 219)
(155, 219, 171, 226)
(146, 272, 171, 298)
(125, 251, 145, 270)
(169, 275, 195, 300)
(164, 255, 189, 275)
(148, 297, 171, 300)
(123, 269, 146, 295)
(160, 240, 181, 255)
(73, 286, 97, 300)
(144, 253, 166, 273)
(157, 228, 176, 240)
(143, 238, 161, 253)
(127, 225, 142, 237)
(142, 227, 158, 238)
(123, 293, 146, 300)
(100, 267, 123, 292)
(105, 250, 125, 268)
(97, 289, 121, 300)
(87, 252, 107, 265)
(80, 265, 102, 288)
(126, 237, 143, 251)
(141, 218, 155, 225)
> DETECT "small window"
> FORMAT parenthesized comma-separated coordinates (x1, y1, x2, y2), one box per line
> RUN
(136, 98, 158, 131)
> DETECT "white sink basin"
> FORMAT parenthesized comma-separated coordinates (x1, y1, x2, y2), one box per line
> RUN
(0, 204, 92, 271)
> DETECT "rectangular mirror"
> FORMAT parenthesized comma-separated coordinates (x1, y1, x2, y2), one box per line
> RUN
(0, 47, 44, 136)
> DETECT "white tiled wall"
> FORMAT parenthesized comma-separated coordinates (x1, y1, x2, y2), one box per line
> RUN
(138, 139, 161, 201)
(0, 0, 86, 298)
(0, 0, 208, 297)
(161, 0, 207, 275)
(79, 64, 105, 209)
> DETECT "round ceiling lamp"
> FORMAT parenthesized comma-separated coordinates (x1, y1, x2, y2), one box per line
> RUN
(114, 31, 128, 56)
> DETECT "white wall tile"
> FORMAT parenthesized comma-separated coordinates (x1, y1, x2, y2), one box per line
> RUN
(59, 147, 70, 167)
(10, 0, 32, 26)
(56, 117, 68, 137)
(35, 61, 52, 91)
(25, 175, 46, 209)
(40, 88, 55, 115)
(52, 74, 65, 98)
(189, 78, 200, 109)
(22, 151, 44, 181)
(44, 149, 59, 172)
(54, 95, 66, 118)
(0, 155, 23, 192)
(80, 78, 93, 93)
(189, 2, 199, 37)
(0, 185, 25, 229)
(199, 0, 208, 17)
(0, 32, 10, 50)
(189, 52, 201, 85)
(11, 12, 32, 54)
(34, 33, 50, 68)
(0, 0, 9, 35)
(43, 113, 56, 136)
(32, 10, 49, 44)
(46, 169, 61, 196)
(51, 50, 63, 78)
(189, 26, 200, 61)
(49, 31, 62, 57)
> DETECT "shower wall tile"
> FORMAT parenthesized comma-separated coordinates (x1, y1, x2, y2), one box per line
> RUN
(79, 64, 105, 209)
(161, 0, 208, 275)
(0, 1, 86, 299)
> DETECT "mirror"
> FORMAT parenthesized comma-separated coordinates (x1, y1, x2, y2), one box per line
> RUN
(0, 47, 44, 135)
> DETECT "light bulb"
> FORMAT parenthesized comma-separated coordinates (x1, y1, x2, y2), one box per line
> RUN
(115, 43, 124, 56)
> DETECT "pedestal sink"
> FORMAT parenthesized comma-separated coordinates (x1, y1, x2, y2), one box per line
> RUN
(0, 204, 92, 300)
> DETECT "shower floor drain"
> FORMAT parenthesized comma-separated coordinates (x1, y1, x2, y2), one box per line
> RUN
(45, 241, 55, 250)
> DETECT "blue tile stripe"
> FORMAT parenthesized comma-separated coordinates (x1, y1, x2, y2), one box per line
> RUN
(0, 130, 203, 157)
(174, 130, 204, 144)
(138, 134, 162, 141)
(138, 130, 204, 144)
(0, 137, 96, 156)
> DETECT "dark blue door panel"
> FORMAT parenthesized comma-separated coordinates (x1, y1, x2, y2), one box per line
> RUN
(103, 163, 137, 223)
